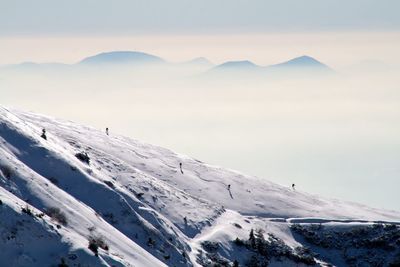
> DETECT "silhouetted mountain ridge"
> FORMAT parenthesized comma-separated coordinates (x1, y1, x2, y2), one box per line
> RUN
(268, 55, 332, 71)
(78, 51, 165, 65)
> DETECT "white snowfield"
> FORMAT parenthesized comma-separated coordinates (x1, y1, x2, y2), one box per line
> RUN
(0, 106, 399, 267)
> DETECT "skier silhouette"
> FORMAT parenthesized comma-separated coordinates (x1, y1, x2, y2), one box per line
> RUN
(41, 129, 47, 140)
(227, 184, 233, 199)
(179, 163, 184, 174)
(106, 127, 109, 136)
(292, 183, 296, 190)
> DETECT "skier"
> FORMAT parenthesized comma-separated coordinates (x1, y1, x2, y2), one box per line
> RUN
(41, 128, 47, 140)
(179, 162, 183, 174)
(292, 183, 296, 190)
(227, 184, 233, 199)
(106, 127, 109, 136)
(183, 216, 187, 225)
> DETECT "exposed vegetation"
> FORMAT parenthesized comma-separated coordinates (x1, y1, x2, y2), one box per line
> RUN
(45, 207, 68, 226)
(199, 228, 316, 267)
(0, 164, 13, 179)
(291, 223, 400, 266)
(235, 229, 316, 266)
(88, 235, 109, 257)
(75, 152, 90, 164)
(103, 180, 114, 188)
(21, 205, 34, 216)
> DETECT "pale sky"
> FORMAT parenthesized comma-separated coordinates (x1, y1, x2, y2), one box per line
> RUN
(1, 1, 400, 66)
(1, 0, 400, 35)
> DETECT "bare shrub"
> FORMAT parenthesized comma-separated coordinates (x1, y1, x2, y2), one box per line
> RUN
(88, 236, 109, 256)
(21, 205, 33, 216)
(0, 165, 13, 179)
(75, 152, 90, 164)
(46, 207, 68, 226)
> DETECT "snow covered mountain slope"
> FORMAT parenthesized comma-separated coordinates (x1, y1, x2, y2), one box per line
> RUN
(1, 107, 399, 267)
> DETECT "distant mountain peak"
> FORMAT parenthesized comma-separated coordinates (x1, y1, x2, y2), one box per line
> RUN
(78, 51, 165, 65)
(220, 60, 257, 67)
(212, 60, 259, 71)
(269, 55, 332, 71)
(285, 55, 325, 65)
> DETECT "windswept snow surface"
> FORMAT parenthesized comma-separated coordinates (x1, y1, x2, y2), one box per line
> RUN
(0, 106, 399, 266)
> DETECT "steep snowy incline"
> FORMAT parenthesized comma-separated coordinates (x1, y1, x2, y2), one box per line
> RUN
(13, 107, 400, 222)
(0, 177, 165, 267)
(0, 111, 173, 266)
(1, 106, 400, 267)
(0, 106, 228, 266)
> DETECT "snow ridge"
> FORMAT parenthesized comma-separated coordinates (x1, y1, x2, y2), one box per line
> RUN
(0, 107, 399, 266)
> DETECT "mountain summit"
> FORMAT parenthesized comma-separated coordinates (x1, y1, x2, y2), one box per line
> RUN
(268, 55, 332, 71)
(79, 51, 165, 65)
(213, 60, 259, 70)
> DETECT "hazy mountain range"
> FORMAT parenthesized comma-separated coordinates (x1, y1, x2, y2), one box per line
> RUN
(0, 51, 334, 77)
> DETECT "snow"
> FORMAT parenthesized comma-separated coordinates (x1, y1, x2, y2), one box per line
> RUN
(1, 106, 399, 266)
